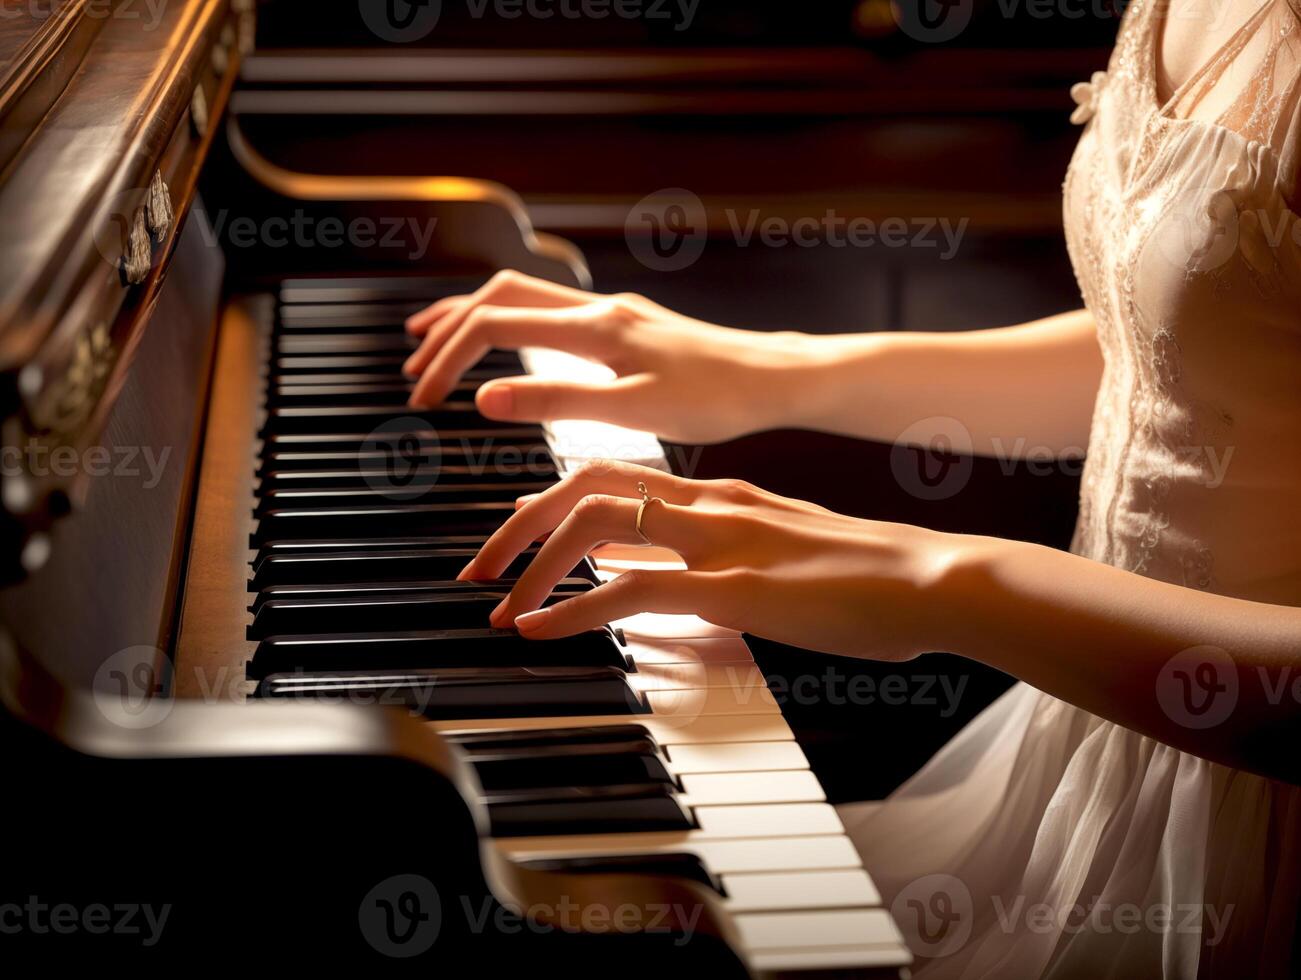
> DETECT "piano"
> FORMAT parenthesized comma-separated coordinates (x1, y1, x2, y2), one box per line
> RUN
(0, 1, 912, 973)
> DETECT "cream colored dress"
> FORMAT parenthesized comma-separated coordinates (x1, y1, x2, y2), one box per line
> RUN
(839, 2, 1301, 976)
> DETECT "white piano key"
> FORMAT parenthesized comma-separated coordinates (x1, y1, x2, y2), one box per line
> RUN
(666, 740, 808, 775)
(693, 803, 843, 838)
(678, 770, 825, 807)
(495, 804, 841, 854)
(432, 710, 796, 744)
(591, 543, 682, 566)
(722, 869, 882, 912)
(520, 349, 666, 468)
(627, 635, 755, 665)
(594, 554, 686, 574)
(643, 684, 779, 718)
(516, 346, 911, 973)
(499, 832, 864, 874)
(615, 611, 740, 640)
(735, 908, 906, 952)
(627, 661, 765, 693)
(747, 945, 913, 973)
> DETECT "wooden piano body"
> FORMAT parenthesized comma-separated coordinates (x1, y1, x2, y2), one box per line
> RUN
(0, 1, 915, 972)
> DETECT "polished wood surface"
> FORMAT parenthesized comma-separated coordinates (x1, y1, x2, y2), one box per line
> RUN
(0, 215, 224, 686)
(0, 0, 102, 172)
(0, 0, 237, 578)
(173, 294, 262, 701)
(0, 0, 233, 372)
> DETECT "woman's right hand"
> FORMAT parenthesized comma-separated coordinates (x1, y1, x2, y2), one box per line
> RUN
(403, 269, 821, 444)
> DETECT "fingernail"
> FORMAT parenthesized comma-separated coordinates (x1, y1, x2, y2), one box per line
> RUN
(515, 493, 539, 510)
(477, 383, 513, 418)
(514, 608, 550, 633)
(456, 562, 476, 581)
(402, 356, 419, 378)
(489, 598, 508, 626)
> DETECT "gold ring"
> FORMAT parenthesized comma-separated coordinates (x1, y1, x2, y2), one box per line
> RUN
(635, 481, 661, 545)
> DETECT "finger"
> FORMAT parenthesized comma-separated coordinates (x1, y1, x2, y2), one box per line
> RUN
(487, 495, 689, 624)
(405, 293, 470, 336)
(405, 271, 596, 337)
(475, 375, 652, 425)
(460, 463, 694, 579)
(407, 305, 613, 407)
(513, 569, 705, 638)
(402, 309, 469, 378)
(404, 299, 478, 377)
(481, 493, 706, 606)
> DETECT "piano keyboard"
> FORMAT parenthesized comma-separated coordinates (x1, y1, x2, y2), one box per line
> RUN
(174, 277, 911, 977)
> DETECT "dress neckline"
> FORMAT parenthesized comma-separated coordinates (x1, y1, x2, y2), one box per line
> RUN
(1145, 0, 1276, 119)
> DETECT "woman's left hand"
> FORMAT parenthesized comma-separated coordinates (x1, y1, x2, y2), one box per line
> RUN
(458, 460, 976, 662)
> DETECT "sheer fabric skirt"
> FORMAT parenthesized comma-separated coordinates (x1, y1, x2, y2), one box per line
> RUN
(838, 683, 1301, 979)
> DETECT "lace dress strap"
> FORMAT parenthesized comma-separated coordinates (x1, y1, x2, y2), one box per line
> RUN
(1160, 0, 1301, 204)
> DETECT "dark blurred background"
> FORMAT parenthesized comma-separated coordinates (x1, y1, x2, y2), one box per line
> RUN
(242, 0, 1118, 800)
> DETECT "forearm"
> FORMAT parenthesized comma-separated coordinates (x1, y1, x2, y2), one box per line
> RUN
(939, 537, 1301, 782)
(781, 309, 1102, 457)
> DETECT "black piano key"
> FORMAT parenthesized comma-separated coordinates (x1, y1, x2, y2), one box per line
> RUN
(249, 545, 538, 589)
(255, 534, 496, 555)
(261, 428, 545, 453)
(258, 443, 553, 476)
(270, 334, 528, 362)
(266, 381, 478, 407)
(248, 627, 630, 678)
(252, 535, 558, 560)
(270, 355, 412, 375)
(464, 734, 674, 791)
(255, 483, 553, 515)
(262, 404, 522, 436)
(484, 783, 693, 837)
(251, 576, 592, 613)
(258, 465, 556, 491)
(249, 540, 599, 587)
(251, 501, 517, 545)
(254, 665, 645, 719)
(266, 374, 468, 388)
(267, 381, 477, 407)
(257, 534, 486, 552)
(518, 853, 723, 894)
(276, 302, 428, 330)
(246, 589, 578, 638)
(268, 383, 420, 407)
(274, 334, 417, 356)
(270, 356, 517, 380)
(447, 724, 654, 751)
(278, 275, 484, 305)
